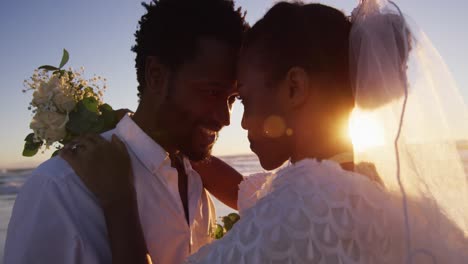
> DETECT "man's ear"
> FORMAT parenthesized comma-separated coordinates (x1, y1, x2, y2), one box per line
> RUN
(285, 66, 309, 108)
(144, 56, 170, 100)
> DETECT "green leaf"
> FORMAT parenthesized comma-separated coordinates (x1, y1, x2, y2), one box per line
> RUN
(66, 100, 100, 135)
(81, 97, 99, 113)
(222, 216, 234, 232)
(38, 65, 59, 71)
(227, 213, 240, 223)
(98, 104, 117, 131)
(214, 224, 224, 239)
(25, 133, 35, 143)
(99, 103, 113, 113)
(22, 146, 39, 157)
(22, 134, 42, 157)
(59, 49, 69, 69)
(66, 100, 118, 136)
(85, 104, 117, 134)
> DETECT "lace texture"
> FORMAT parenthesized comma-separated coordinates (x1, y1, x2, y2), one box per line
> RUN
(187, 159, 468, 263)
(237, 172, 273, 214)
(187, 159, 407, 264)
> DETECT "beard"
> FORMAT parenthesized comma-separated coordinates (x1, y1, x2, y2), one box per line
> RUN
(160, 99, 221, 162)
(180, 124, 218, 161)
(179, 121, 220, 161)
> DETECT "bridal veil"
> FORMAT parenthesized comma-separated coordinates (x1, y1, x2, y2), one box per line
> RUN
(350, 0, 468, 262)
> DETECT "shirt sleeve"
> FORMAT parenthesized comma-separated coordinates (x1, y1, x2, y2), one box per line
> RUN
(4, 170, 103, 264)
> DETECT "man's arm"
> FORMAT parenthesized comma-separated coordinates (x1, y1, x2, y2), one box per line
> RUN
(191, 156, 243, 210)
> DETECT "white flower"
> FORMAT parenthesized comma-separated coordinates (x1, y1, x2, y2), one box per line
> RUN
(32, 89, 48, 106)
(53, 92, 76, 112)
(31, 75, 60, 107)
(31, 81, 50, 106)
(30, 111, 68, 142)
(24, 62, 110, 153)
(29, 114, 46, 131)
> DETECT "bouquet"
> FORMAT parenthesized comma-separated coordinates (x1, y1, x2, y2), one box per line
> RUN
(22, 49, 118, 157)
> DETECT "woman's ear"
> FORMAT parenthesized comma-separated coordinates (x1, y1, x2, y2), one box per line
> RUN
(285, 66, 309, 107)
(144, 56, 169, 101)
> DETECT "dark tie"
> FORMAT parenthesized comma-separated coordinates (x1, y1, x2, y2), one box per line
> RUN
(170, 153, 190, 225)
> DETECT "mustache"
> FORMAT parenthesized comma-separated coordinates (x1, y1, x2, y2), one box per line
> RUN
(196, 121, 223, 132)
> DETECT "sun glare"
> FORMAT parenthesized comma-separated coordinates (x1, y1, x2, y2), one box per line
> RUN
(348, 109, 385, 151)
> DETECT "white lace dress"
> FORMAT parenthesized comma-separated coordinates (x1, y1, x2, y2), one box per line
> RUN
(185, 159, 467, 264)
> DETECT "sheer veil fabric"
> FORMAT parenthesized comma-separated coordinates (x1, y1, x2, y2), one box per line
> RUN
(351, 0, 468, 262)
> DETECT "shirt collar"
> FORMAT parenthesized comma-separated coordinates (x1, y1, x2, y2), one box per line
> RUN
(115, 115, 170, 174)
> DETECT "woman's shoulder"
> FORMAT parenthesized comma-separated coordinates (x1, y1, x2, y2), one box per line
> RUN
(187, 159, 401, 263)
(239, 159, 398, 262)
(255, 159, 398, 261)
(252, 159, 391, 225)
(237, 171, 274, 213)
(270, 159, 387, 203)
(238, 159, 385, 214)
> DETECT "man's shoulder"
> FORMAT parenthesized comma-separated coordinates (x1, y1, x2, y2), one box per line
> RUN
(13, 156, 103, 228)
(29, 129, 117, 188)
(33, 156, 76, 183)
(24, 156, 93, 202)
(6, 158, 110, 264)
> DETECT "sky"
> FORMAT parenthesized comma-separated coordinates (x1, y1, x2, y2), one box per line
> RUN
(0, 0, 467, 169)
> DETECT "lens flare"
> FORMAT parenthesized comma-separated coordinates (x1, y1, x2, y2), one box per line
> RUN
(348, 109, 385, 151)
(263, 115, 287, 138)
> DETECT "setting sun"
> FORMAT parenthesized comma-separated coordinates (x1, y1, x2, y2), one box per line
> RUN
(348, 109, 385, 151)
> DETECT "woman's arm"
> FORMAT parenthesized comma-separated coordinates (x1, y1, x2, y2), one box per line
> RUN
(61, 134, 150, 264)
(103, 196, 150, 264)
(191, 156, 243, 210)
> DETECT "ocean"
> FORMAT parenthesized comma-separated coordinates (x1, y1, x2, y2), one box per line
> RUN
(0, 154, 264, 262)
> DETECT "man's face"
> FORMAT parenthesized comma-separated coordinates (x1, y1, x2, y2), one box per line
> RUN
(161, 38, 238, 161)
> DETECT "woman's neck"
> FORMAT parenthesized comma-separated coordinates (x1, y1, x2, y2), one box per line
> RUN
(290, 125, 353, 164)
(289, 105, 354, 163)
(291, 141, 352, 164)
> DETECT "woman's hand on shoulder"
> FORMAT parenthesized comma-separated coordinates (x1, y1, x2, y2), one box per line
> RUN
(60, 134, 134, 208)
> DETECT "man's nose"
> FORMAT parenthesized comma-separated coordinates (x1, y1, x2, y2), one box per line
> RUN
(212, 100, 231, 127)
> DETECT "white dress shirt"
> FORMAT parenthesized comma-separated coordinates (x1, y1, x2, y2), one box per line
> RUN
(4, 115, 216, 264)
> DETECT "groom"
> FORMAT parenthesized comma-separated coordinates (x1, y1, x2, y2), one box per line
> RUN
(4, 0, 247, 263)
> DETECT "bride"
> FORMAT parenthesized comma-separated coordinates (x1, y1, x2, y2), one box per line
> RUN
(62, 0, 468, 263)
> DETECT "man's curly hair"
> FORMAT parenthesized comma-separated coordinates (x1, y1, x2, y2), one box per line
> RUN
(132, 0, 248, 98)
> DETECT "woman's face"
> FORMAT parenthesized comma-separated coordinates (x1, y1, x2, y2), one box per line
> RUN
(237, 56, 292, 170)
